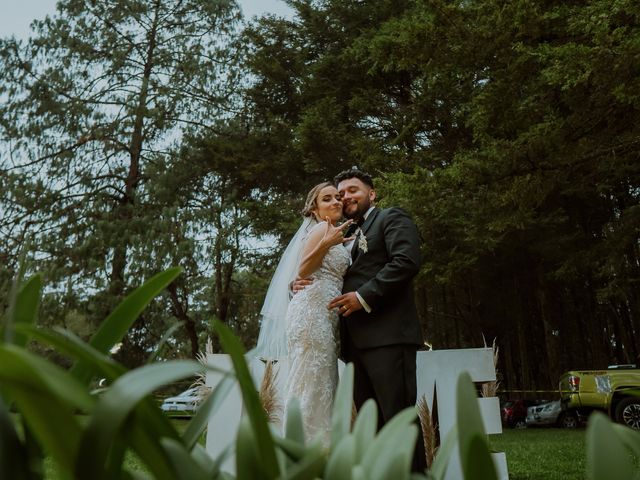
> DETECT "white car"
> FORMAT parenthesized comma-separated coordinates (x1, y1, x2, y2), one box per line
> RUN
(160, 388, 200, 413)
(526, 400, 577, 428)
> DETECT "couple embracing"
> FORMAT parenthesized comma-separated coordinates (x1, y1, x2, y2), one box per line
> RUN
(255, 167, 425, 471)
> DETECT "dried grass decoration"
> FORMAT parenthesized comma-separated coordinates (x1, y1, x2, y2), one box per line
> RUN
(259, 360, 282, 424)
(481, 336, 500, 397)
(417, 393, 439, 469)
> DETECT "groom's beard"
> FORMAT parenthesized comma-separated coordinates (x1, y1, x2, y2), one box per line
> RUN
(343, 198, 371, 221)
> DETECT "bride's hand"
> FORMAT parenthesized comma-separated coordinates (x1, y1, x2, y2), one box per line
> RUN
(323, 217, 355, 246)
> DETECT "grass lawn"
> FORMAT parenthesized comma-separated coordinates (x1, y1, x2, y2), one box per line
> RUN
(42, 422, 586, 479)
(490, 427, 586, 480)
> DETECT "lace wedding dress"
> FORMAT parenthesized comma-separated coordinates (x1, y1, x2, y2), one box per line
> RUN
(283, 242, 350, 446)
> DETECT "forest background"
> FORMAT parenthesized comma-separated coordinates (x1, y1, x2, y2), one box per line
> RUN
(1, 0, 638, 394)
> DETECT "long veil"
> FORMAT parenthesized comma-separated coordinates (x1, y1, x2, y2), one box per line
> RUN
(253, 216, 316, 360)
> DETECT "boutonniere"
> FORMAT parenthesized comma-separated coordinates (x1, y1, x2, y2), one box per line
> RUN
(357, 228, 368, 253)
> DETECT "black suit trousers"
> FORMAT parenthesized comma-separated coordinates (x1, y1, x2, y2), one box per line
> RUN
(343, 334, 426, 472)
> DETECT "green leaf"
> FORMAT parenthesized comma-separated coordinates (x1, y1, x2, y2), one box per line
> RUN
(76, 360, 202, 480)
(3, 385, 83, 474)
(0, 344, 94, 412)
(351, 399, 377, 463)
(236, 416, 269, 480)
(15, 324, 125, 382)
(283, 439, 326, 480)
(191, 444, 220, 478)
(361, 407, 418, 477)
(284, 396, 305, 445)
(456, 372, 497, 480)
(126, 419, 185, 480)
(160, 438, 210, 480)
(330, 362, 354, 446)
(273, 435, 307, 461)
(213, 319, 279, 478)
(0, 397, 30, 480)
(426, 428, 457, 480)
(369, 424, 417, 480)
(325, 434, 355, 480)
(182, 374, 234, 450)
(610, 423, 640, 458)
(587, 413, 636, 480)
(9, 275, 42, 347)
(372, 450, 410, 480)
(147, 321, 184, 364)
(71, 267, 182, 384)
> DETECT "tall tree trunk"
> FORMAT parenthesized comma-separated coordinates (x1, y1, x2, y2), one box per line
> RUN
(108, 0, 160, 299)
(536, 270, 559, 389)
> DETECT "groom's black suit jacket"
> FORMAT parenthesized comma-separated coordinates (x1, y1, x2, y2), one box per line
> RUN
(340, 206, 423, 358)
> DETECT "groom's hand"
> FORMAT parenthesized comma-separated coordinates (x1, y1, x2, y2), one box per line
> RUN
(328, 292, 363, 317)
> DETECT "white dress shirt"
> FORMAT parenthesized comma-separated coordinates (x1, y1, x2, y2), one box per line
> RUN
(345, 206, 375, 313)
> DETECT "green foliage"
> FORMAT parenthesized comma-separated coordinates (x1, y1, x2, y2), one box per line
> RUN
(240, 0, 640, 391)
(586, 413, 640, 480)
(0, 0, 249, 363)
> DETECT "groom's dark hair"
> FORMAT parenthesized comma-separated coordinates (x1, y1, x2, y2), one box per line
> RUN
(334, 167, 374, 189)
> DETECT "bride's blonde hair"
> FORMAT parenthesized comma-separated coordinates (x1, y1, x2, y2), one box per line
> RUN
(301, 181, 333, 218)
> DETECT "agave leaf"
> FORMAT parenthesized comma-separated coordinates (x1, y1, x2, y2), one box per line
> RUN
(360, 407, 417, 476)
(351, 399, 377, 463)
(283, 439, 326, 480)
(213, 319, 279, 478)
(160, 438, 211, 480)
(610, 422, 640, 457)
(369, 424, 417, 480)
(76, 360, 202, 480)
(284, 397, 305, 445)
(372, 451, 410, 480)
(273, 435, 308, 461)
(8, 275, 42, 347)
(182, 373, 234, 450)
(330, 363, 354, 446)
(352, 464, 366, 480)
(71, 267, 181, 383)
(587, 413, 636, 480)
(325, 434, 355, 480)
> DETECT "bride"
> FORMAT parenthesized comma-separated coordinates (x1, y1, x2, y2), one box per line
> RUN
(254, 181, 353, 445)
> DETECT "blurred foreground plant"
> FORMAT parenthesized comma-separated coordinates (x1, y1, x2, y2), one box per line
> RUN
(2, 267, 635, 479)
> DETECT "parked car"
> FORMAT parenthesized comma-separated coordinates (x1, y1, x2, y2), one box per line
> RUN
(502, 399, 548, 428)
(526, 400, 578, 428)
(559, 364, 640, 430)
(160, 388, 200, 413)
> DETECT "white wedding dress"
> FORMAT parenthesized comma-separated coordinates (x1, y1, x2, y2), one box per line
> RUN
(283, 241, 350, 445)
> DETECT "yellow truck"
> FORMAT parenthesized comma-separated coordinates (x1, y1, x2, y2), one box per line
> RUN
(559, 365, 640, 429)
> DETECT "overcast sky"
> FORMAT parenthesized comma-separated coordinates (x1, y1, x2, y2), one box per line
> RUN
(0, 0, 293, 39)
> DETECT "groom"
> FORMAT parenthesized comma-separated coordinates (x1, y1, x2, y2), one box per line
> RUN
(328, 167, 425, 471)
